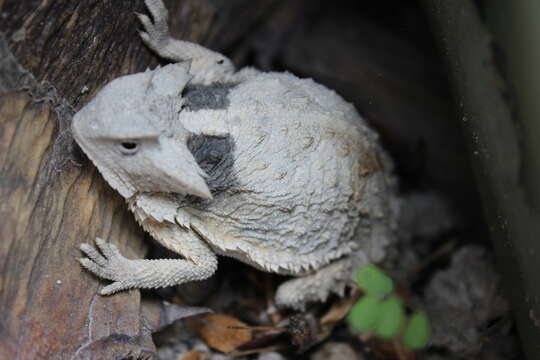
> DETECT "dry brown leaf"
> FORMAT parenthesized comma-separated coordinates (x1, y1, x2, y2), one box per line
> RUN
(320, 291, 360, 327)
(370, 338, 416, 360)
(187, 314, 253, 353)
(181, 349, 209, 360)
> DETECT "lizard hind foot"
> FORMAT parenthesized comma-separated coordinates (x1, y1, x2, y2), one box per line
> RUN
(137, 0, 172, 54)
(135, 0, 235, 82)
(275, 258, 354, 311)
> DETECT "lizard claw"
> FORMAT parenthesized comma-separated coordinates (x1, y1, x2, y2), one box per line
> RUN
(142, 0, 169, 32)
(100, 282, 132, 295)
(79, 238, 137, 294)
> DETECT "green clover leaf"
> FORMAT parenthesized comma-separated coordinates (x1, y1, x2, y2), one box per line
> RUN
(347, 294, 382, 332)
(374, 295, 404, 339)
(403, 311, 431, 350)
(355, 264, 394, 297)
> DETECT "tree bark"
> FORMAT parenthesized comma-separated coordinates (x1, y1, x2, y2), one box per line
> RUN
(421, 1, 540, 358)
(0, 0, 278, 358)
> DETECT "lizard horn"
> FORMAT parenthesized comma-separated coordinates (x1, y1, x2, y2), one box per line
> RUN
(147, 61, 193, 98)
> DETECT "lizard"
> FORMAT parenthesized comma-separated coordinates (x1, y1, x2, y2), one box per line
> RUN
(73, 0, 399, 310)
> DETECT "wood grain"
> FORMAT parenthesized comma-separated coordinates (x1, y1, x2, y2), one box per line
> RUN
(0, 0, 279, 358)
(0, 91, 152, 358)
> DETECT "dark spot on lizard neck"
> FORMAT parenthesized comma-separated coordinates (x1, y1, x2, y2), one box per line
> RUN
(183, 82, 237, 111)
(187, 134, 238, 200)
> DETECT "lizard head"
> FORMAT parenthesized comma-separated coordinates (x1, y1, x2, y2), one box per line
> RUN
(72, 62, 212, 200)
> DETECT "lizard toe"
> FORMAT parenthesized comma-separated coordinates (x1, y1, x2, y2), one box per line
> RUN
(79, 257, 110, 280)
(80, 243, 107, 266)
(100, 282, 131, 295)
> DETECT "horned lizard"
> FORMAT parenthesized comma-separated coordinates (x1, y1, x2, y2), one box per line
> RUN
(72, 0, 399, 309)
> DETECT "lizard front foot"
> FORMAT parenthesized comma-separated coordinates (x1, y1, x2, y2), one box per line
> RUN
(79, 238, 140, 295)
(80, 233, 219, 295)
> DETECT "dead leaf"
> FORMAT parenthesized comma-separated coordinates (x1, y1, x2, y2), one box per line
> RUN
(229, 327, 291, 355)
(320, 290, 360, 328)
(141, 299, 213, 333)
(370, 338, 416, 360)
(187, 313, 252, 353)
(181, 349, 209, 360)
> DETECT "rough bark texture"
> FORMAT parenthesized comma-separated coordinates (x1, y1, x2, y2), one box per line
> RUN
(0, 90, 155, 359)
(0, 0, 278, 358)
(0, 0, 279, 108)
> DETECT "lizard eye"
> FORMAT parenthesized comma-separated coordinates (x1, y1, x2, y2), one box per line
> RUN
(217, 59, 225, 65)
(119, 141, 139, 155)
